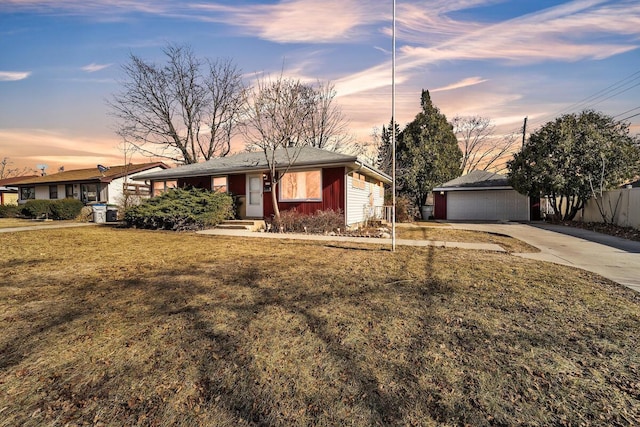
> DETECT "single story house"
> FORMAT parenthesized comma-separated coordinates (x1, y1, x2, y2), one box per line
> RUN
(13, 163, 169, 205)
(134, 147, 392, 227)
(432, 170, 538, 221)
(1, 176, 38, 205)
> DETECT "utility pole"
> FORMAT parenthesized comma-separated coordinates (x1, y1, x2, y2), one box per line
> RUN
(521, 116, 528, 148)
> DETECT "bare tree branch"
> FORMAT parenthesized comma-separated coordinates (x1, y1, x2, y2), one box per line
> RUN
(109, 44, 244, 165)
(0, 157, 36, 179)
(453, 115, 519, 174)
(241, 74, 328, 219)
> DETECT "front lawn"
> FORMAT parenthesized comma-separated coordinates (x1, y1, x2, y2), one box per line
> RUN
(0, 218, 72, 229)
(1, 228, 639, 426)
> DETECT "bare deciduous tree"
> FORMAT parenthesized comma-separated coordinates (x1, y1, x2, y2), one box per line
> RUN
(242, 75, 325, 220)
(306, 81, 351, 151)
(109, 44, 244, 165)
(453, 115, 518, 174)
(0, 157, 35, 179)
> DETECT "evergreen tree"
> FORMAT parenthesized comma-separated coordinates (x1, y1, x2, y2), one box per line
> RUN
(397, 90, 462, 212)
(376, 119, 401, 176)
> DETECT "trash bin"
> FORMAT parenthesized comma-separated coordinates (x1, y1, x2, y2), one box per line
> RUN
(106, 206, 118, 222)
(92, 204, 107, 223)
(421, 205, 433, 220)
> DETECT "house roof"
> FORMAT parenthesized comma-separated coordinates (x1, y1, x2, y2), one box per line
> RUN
(11, 163, 169, 186)
(0, 175, 39, 186)
(433, 170, 512, 191)
(135, 147, 392, 184)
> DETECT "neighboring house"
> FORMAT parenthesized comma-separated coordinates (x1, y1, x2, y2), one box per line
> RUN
(13, 163, 169, 205)
(433, 170, 536, 221)
(1, 176, 38, 205)
(134, 147, 392, 227)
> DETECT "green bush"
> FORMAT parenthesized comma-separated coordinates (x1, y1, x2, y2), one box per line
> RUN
(21, 199, 85, 220)
(21, 199, 53, 218)
(0, 204, 20, 218)
(50, 198, 84, 220)
(124, 187, 235, 231)
(272, 209, 345, 234)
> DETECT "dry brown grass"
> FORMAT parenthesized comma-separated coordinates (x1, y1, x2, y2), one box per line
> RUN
(0, 218, 74, 229)
(1, 227, 639, 426)
(396, 223, 538, 253)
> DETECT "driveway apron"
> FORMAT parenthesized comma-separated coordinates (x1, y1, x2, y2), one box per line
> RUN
(448, 222, 640, 293)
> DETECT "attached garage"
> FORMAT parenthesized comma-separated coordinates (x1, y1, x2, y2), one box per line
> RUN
(433, 170, 532, 221)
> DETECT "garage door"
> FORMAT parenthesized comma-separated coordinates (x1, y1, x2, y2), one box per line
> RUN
(447, 190, 529, 221)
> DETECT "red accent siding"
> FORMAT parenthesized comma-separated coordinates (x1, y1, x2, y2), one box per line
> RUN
(433, 191, 447, 220)
(263, 167, 345, 218)
(228, 174, 246, 195)
(178, 176, 211, 190)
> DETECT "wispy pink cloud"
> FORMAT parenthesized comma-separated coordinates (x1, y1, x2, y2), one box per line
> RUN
(431, 77, 488, 93)
(190, 0, 386, 43)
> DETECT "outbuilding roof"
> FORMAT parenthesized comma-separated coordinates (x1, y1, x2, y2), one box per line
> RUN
(433, 170, 512, 191)
(11, 163, 169, 186)
(135, 147, 392, 183)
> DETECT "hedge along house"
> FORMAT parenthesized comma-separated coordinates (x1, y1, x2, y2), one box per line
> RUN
(13, 163, 169, 206)
(134, 147, 392, 227)
(432, 170, 537, 221)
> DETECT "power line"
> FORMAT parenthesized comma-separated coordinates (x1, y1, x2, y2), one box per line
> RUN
(619, 112, 640, 122)
(613, 105, 640, 119)
(527, 68, 640, 129)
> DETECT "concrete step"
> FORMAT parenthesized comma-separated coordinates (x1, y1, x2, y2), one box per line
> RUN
(216, 220, 266, 232)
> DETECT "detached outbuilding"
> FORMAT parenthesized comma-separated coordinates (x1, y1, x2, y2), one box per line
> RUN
(433, 170, 537, 221)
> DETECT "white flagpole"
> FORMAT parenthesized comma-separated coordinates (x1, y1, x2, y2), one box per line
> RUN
(392, 0, 397, 252)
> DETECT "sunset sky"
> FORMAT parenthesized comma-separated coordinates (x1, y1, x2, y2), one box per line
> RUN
(1, 0, 639, 173)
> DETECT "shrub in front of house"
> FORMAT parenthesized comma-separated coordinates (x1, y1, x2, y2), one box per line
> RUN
(124, 187, 234, 231)
(395, 196, 420, 222)
(0, 204, 20, 218)
(272, 209, 345, 234)
(21, 199, 85, 220)
(21, 199, 53, 218)
(50, 198, 84, 220)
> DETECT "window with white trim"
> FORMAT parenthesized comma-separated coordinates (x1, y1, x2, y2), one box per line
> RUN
(280, 170, 321, 202)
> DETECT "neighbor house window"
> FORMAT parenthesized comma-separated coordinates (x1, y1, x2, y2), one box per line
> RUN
(65, 184, 74, 198)
(20, 187, 35, 200)
(49, 185, 58, 199)
(352, 172, 366, 190)
(280, 170, 321, 202)
(212, 176, 228, 193)
(81, 183, 99, 203)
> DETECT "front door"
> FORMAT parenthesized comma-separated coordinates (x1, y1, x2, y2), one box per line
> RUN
(246, 174, 263, 218)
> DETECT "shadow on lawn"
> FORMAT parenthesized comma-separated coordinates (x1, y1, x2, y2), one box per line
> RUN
(5, 240, 637, 426)
(163, 244, 457, 425)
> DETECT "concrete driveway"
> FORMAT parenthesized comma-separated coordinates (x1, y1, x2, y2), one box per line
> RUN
(448, 222, 640, 293)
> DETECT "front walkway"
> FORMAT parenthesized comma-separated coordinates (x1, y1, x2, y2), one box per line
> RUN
(197, 228, 506, 252)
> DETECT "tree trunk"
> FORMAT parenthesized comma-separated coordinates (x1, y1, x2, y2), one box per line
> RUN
(271, 181, 280, 221)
